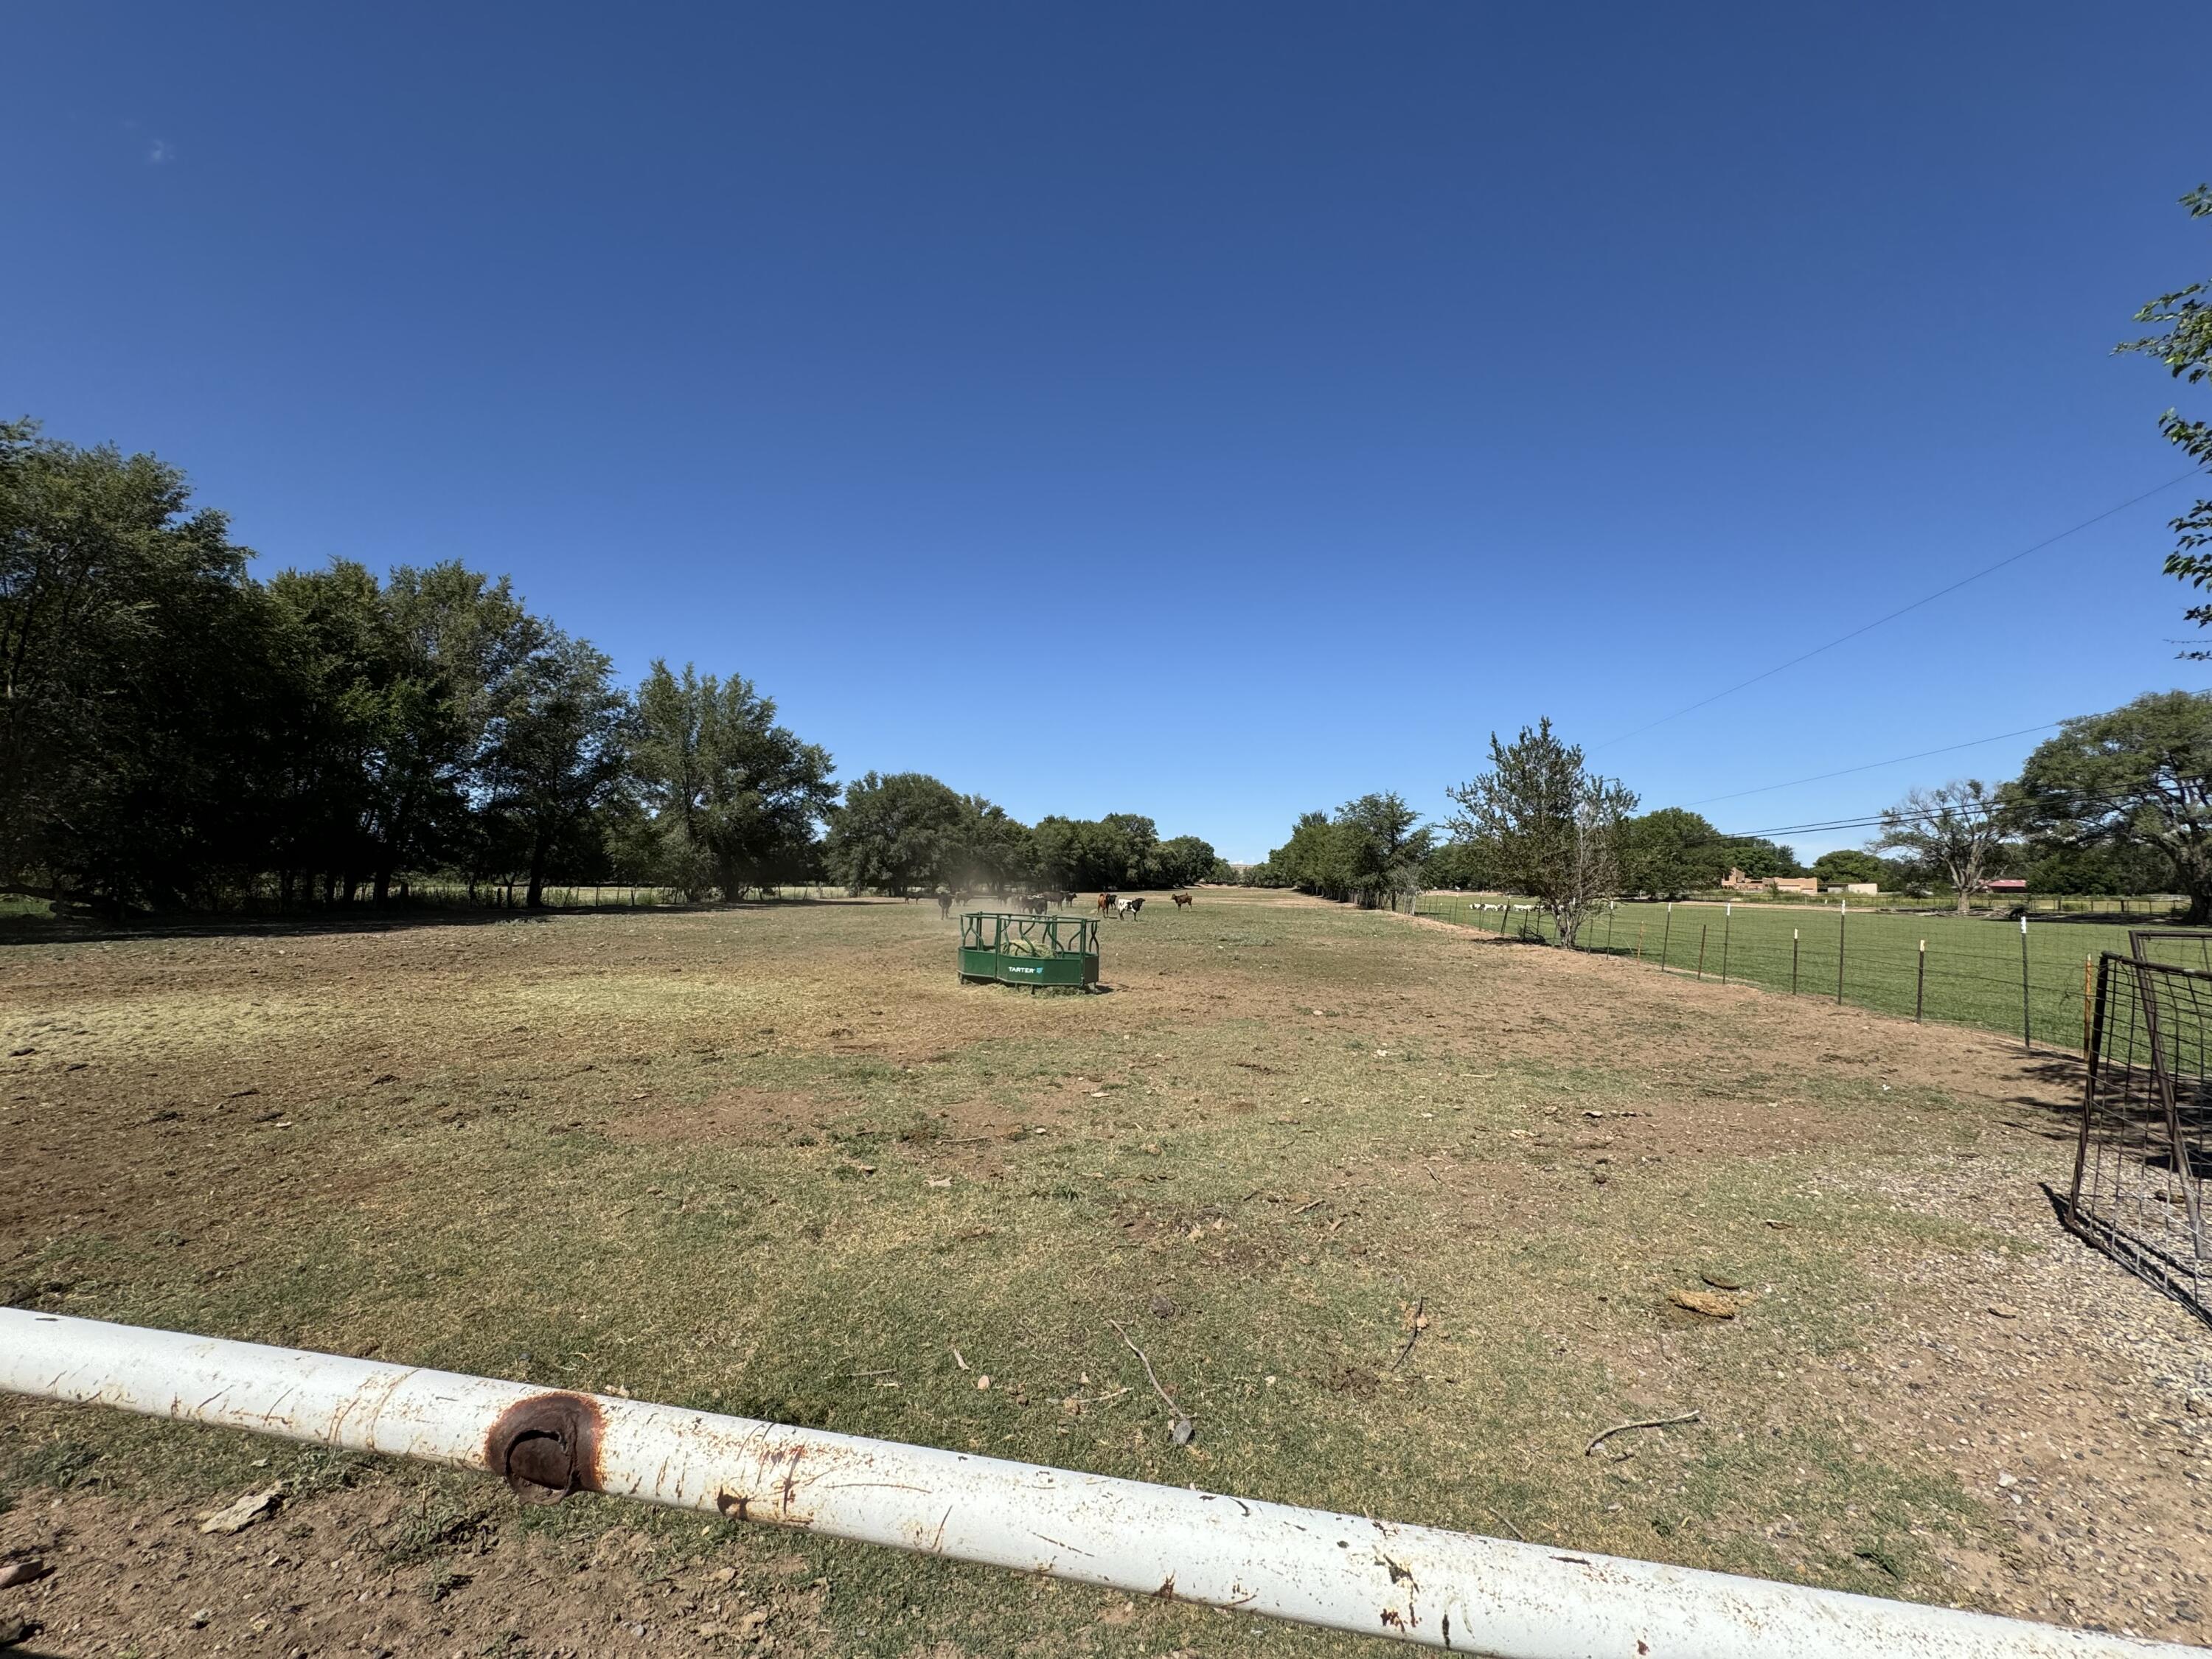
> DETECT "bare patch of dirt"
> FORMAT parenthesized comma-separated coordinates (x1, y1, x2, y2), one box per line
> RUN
(0, 1484, 835, 1659)
(606, 1089, 821, 1147)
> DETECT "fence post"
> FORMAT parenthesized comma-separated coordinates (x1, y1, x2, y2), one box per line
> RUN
(1696, 925, 1708, 981)
(2019, 915, 2033, 1052)
(1915, 939, 1926, 1023)
(1721, 902, 1732, 984)
(1660, 902, 1673, 971)
(2083, 954, 2093, 1055)
(1836, 900, 1847, 1005)
(1791, 928, 1800, 996)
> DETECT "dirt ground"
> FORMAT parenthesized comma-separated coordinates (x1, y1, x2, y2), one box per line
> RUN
(2, 890, 2209, 1656)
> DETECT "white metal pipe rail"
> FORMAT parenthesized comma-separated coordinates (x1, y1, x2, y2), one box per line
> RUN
(1, 1310, 2197, 1658)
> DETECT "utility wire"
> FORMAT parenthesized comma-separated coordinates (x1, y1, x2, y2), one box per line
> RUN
(1719, 804, 1983, 839)
(1680, 722, 2061, 808)
(1588, 470, 2200, 753)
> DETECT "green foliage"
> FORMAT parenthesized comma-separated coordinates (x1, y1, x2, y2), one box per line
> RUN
(1257, 796, 1431, 907)
(1619, 807, 1727, 898)
(2117, 185, 2212, 651)
(479, 630, 633, 906)
(1719, 836, 1804, 880)
(1447, 718, 1636, 947)
(822, 772, 968, 897)
(630, 661, 835, 900)
(1420, 838, 1500, 891)
(1812, 849, 1887, 887)
(1873, 780, 2014, 917)
(2015, 690, 2212, 921)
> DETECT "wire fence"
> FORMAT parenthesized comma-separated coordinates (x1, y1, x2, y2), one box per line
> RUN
(1414, 893, 2212, 1054)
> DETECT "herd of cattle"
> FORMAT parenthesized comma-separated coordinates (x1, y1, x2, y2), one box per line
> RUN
(928, 889, 1194, 920)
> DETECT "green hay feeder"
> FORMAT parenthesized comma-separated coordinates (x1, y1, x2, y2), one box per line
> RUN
(958, 911, 1101, 991)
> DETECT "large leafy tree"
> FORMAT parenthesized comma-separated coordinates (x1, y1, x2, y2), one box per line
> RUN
(631, 661, 835, 900)
(357, 563, 544, 902)
(1811, 849, 1887, 887)
(1870, 780, 2012, 915)
(1618, 807, 1727, 898)
(2118, 185, 2212, 653)
(1334, 792, 1433, 908)
(824, 771, 967, 897)
(1153, 834, 1222, 890)
(953, 795, 1033, 891)
(479, 630, 633, 907)
(0, 421, 288, 910)
(1447, 718, 1636, 947)
(2014, 692, 2212, 922)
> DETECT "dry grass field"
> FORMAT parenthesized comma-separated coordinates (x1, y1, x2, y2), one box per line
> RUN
(3, 888, 2210, 1656)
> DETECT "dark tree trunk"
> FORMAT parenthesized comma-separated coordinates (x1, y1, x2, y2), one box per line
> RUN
(527, 830, 551, 909)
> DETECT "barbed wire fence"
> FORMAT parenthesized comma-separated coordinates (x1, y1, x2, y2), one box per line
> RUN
(1414, 892, 2211, 1053)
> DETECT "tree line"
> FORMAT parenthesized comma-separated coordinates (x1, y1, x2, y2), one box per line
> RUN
(0, 420, 1218, 914)
(1250, 693, 2212, 936)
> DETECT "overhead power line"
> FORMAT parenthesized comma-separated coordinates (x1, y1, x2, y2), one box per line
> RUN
(1717, 804, 1986, 841)
(1588, 470, 2202, 753)
(1680, 721, 2062, 808)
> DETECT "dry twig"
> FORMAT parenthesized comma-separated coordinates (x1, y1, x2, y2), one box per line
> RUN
(1585, 1411, 1700, 1458)
(1108, 1317, 1194, 1442)
(1389, 1297, 1427, 1371)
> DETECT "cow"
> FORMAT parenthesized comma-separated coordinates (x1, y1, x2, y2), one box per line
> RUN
(1116, 896, 1146, 919)
(1020, 893, 1048, 915)
(1096, 891, 1116, 914)
(935, 891, 953, 921)
(1171, 891, 1194, 909)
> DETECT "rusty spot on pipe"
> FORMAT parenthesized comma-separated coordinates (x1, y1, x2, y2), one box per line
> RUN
(485, 1391, 604, 1506)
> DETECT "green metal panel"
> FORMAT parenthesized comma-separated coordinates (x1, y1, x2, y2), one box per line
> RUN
(958, 912, 1101, 990)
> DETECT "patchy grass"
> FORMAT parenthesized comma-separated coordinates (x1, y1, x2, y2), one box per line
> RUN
(4, 891, 2208, 1652)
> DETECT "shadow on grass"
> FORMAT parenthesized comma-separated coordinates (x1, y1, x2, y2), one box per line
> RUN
(0, 894, 872, 949)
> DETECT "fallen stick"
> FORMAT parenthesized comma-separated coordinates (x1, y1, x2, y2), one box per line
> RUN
(1108, 1318, 1194, 1443)
(1585, 1411, 1700, 1458)
(1390, 1297, 1427, 1371)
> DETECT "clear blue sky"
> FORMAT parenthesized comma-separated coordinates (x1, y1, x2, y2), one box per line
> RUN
(7, 4, 2207, 861)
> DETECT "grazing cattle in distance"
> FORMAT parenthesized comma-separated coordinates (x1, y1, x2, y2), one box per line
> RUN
(1096, 892, 1115, 914)
(1116, 896, 1146, 919)
(1171, 891, 1194, 909)
(1020, 894, 1048, 915)
(935, 891, 953, 920)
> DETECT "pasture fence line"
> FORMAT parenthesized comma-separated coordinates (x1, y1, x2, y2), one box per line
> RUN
(1, 1310, 2191, 1659)
(1412, 893, 2212, 1054)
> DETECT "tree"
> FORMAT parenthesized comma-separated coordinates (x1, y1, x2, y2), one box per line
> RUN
(2014, 691, 2212, 922)
(1717, 837, 1802, 880)
(1870, 779, 2011, 915)
(1333, 792, 1433, 908)
(0, 421, 288, 911)
(824, 771, 967, 896)
(1420, 839, 1500, 891)
(358, 563, 546, 903)
(1618, 808, 1728, 898)
(1154, 835, 1221, 890)
(1812, 849, 1886, 887)
(952, 795, 1032, 892)
(480, 630, 633, 908)
(1447, 718, 1636, 947)
(631, 661, 835, 900)
(2118, 184, 2212, 653)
